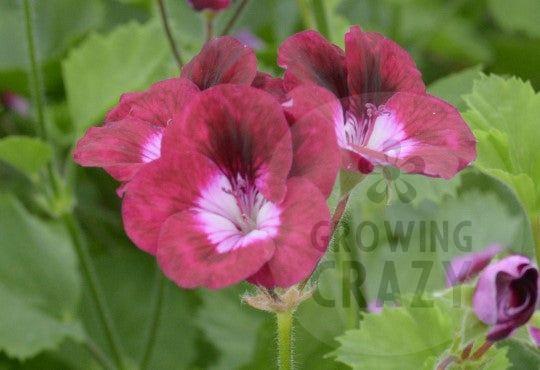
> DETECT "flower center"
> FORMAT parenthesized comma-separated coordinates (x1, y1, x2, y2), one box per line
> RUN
(195, 174, 280, 253)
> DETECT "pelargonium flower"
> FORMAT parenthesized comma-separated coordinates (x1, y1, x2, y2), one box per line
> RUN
(122, 84, 339, 289)
(74, 37, 256, 184)
(278, 26, 476, 178)
(445, 244, 502, 287)
(472, 255, 538, 341)
(187, 0, 230, 11)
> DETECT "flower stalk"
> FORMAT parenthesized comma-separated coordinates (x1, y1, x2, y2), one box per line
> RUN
(221, 0, 250, 35)
(276, 310, 294, 370)
(140, 270, 166, 370)
(157, 0, 183, 68)
(23, 2, 123, 368)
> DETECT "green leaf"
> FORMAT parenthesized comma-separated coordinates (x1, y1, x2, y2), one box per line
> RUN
(196, 286, 266, 370)
(0, 193, 83, 359)
(428, 65, 483, 111)
(463, 74, 540, 213)
(342, 170, 532, 303)
(0, 136, 52, 177)
(62, 20, 174, 132)
(0, 0, 105, 93)
(330, 301, 456, 370)
(80, 243, 199, 369)
(488, 0, 540, 38)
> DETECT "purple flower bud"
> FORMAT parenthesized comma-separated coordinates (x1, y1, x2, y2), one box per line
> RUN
(529, 326, 540, 347)
(445, 244, 502, 287)
(1, 91, 30, 118)
(187, 0, 230, 11)
(472, 255, 538, 341)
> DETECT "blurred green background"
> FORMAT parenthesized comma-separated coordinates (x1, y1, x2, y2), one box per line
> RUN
(0, 0, 539, 369)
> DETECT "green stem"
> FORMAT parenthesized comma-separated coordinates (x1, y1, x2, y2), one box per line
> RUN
(205, 11, 216, 42)
(532, 213, 540, 268)
(63, 214, 126, 370)
(85, 338, 116, 370)
(157, 0, 183, 68)
(221, 0, 250, 35)
(276, 311, 294, 370)
(22, 0, 46, 140)
(24, 2, 126, 368)
(140, 271, 166, 370)
(296, 0, 314, 29)
(311, 0, 329, 38)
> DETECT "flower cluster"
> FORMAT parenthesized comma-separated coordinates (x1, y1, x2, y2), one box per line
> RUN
(74, 27, 476, 290)
(447, 246, 539, 341)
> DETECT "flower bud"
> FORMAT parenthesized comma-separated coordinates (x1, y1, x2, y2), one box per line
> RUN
(187, 0, 230, 11)
(445, 244, 502, 287)
(472, 255, 538, 341)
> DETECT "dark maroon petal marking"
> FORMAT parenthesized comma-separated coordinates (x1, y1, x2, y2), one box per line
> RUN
(345, 26, 425, 107)
(278, 30, 348, 98)
(163, 84, 292, 202)
(181, 37, 257, 90)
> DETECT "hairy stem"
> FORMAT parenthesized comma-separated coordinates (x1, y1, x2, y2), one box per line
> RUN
(221, 0, 250, 35)
(157, 0, 183, 68)
(276, 310, 294, 370)
(63, 214, 126, 370)
(140, 271, 166, 370)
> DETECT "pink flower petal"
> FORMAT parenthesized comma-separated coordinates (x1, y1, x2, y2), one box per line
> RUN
(122, 152, 216, 254)
(156, 173, 277, 289)
(106, 77, 199, 125)
(73, 119, 164, 181)
(252, 72, 287, 103)
(162, 84, 293, 203)
(352, 92, 476, 179)
(187, 0, 231, 11)
(278, 30, 348, 98)
(247, 177, 330, 288)
(345, 26, 425, 106)
(284, 84, 341, 197)
(181, 37, 257, 90)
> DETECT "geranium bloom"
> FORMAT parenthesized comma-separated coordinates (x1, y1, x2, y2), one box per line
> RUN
(278, 26, 476, 178)
(472, 255, 538, 341)
(445, 244, 502, 287)
(187, 0, 230, 11)
(122, 84, 339, 289)
(74, 37, 256, 184)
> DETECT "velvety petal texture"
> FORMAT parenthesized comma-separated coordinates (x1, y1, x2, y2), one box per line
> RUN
(73, 78, 199, 181)
(122, 85, 332, 289)
(472, 255, 538, 341)
(446, 245, 502, 287)
(284, 84, 341, 196)
(344, 26, 425, 106)
(187, 0, 230, 11)
(278, 26, 476, 179)
(181, 37, 257, 90)
(278, 30, 348, 98)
